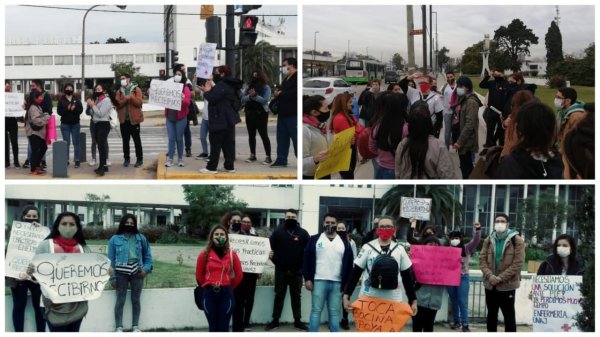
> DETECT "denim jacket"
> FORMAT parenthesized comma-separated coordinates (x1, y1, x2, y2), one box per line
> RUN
(108, 234, 153, 277)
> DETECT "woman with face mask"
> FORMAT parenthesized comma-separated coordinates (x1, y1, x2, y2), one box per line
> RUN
(241, 69, 272, 165)
(196, 225, 243, 332)
(86, 83, 113, 176)
(108, 214, 153, 332)
(536, 234, 583, 276)
(331, 92, 365, 179)
(25, 90, 51, 175)
(407, 218, 439, 245)
(446, 222, 482, 332)
(57, 83, 83, 168)
(27, 212, 92, 332)
(164, 69, 192, 168)
(7, 206, 46, 332)
(302, 95, 331, 179)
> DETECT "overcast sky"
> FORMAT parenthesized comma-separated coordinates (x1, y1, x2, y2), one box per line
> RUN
(302, 5, 594, 64)
(5, 5, 297, 44)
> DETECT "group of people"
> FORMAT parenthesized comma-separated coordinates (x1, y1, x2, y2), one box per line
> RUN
(302, 69, 594, 180)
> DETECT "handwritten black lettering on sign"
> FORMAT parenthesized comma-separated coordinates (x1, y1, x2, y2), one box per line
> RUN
(532, 275, 582, 332)
(228, 234, 271, 273)
(32, 253, 111, 304)
(5, 221, 50, 278)
(400, 197, 432, 221)
(351, 296, 413, 332)
(149, 79, 184, 110)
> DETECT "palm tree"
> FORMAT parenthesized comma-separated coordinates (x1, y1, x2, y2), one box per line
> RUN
(376, 185, 463, 239)
(237, 40, 279, 84)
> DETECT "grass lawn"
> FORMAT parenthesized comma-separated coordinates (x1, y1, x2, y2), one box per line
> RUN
(143, 260, 197, 289)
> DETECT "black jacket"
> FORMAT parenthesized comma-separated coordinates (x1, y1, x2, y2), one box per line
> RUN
(479, 75, 508, 110)
(502, 83, 538, 118)
(358, 89, 376, 122)
(269, 224, 310, 274)
(204, 76, 243, 132)
(57, 95, 83, 124)
(494, 149, 563, 179)
(277, 72, 297, 118)
(537, 255, 584, 276)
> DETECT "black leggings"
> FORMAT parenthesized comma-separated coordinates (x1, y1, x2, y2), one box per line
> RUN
(246, 113, 271, 157)
(94, 121, 111, 168)
(412, 306, 437, 332)
(28, 135, 47, 172)
(5, 117, 19, 164)
(339, 145, 357, 180)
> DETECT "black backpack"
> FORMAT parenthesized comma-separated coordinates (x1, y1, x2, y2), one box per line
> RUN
(366, 243, 400, 290)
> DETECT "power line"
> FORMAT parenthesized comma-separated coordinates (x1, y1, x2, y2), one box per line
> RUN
(18, 5, 297, 17)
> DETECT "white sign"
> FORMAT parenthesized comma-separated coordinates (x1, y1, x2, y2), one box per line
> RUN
(229, 234, 271, 274)
(196, 43, 218, 79)
(5, 221, 50, 278)
(148, 79, 184, 110)
(32, 253, 111, 304)
(400, 197, 432, 221)
(5, 93, 26, 117)
(532, 275, 582, 332)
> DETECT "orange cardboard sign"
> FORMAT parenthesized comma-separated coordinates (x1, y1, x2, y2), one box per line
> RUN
(351, 296, 413, 332)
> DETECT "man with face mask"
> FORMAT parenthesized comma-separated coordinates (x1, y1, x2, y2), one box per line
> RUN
(441, 71, 457, 148)
(115, 73, 144, 168)
(270, 57, 298, 168)
(555, 87, 586, 154)
(267, 209, 310, 331)
(479, 213, 524, 332)
(479, 68, 509, 155)
(302, 214, 354, 332)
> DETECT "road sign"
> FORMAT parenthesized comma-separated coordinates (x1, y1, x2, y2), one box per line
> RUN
(410, 29, 424, 35)
(200, 5, 214, 19)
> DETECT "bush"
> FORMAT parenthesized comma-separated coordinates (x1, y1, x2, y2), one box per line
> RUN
(157, 231, 179, 244)
(257, 271, 275, 286)
(82, 226, 117, 240)
(525, 247, 547, 262)
(140, 226, 169, 243)
(547, 75, 567, 88)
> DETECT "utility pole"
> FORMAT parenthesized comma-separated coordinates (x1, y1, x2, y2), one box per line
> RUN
(406, 5, 415, 68)
(165, 5, 174, 78)
(429, 5, 433, 73)
(421, 5, 427, 71)
(226, 5, 236, 77)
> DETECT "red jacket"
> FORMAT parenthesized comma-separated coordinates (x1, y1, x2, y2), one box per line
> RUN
(332, 113, 364, 135)
(196, 248, 243, 288)
(164, 86, 191, 121)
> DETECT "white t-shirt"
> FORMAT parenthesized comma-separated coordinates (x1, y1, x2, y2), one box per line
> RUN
(315, 233, 345, 282)
(354, 240, 412, 302)
(442, 83, 456, 115)
(407, 86, 445, 124)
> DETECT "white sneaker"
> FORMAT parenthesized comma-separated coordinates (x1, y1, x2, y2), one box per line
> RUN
(178, 160, 184, 167)
(106, 160, 112, 166)
(199, 168, 218, 174)
(88, 159, 96, 167)
(115, 327, 123, 332)
(223, 169, 236, 173)
(132, 326, 142, 333)
(165, 160, 174, 167)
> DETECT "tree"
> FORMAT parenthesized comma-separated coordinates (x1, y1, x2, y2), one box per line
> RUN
(459, 40, 510, 75)
(493, 18, 539, 72)
(545, 20, 564, 69)
(84, 193, 110, 226)
(182, 185, 248, 239)
(392, 53, 404, 70)
(110, 62, 148, 93)
(547, 43, 595, 86)
(575, 186, 594, 332)
(516, 189, 572, 245)
(436, 47, 450, 71)
(237, 40, 279, 84)
(106, 36, 129, 44)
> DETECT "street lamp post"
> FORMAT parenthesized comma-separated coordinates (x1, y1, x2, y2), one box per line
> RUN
(312, 31, 319, 77)
(432, 11, 438, 73)
(81, 5, 126, 103)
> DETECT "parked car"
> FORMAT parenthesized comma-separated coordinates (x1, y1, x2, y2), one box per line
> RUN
(303, 77, 353, 104)
(384, 71, 399, 84)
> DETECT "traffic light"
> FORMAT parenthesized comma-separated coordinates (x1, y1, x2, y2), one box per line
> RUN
(239, 15, 258, 47)
(205, 16, 222, 48)
(170, 50, 179, 67)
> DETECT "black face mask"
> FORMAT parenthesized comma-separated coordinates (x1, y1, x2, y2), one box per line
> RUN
(123, 225, 136, 233)
(424, 231, 434, 238)
(231, 222, 242, 232)
(325, 226, 336, 235)
(93, 92, 102, 99)
(317, 111, 330, 123)
(508, 83, 518, 88)
(430, 86, 437, 92)
(64, 90, 74, 96)
(213, 73, 222, 83)
(336, 230, 347, 237)
(494, 76, 504, 81)
(284, 219, 297, 230)
(22, 218, 37, 223)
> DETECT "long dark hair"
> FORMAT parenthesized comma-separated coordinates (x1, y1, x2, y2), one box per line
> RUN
(203, 225, 230, 264)
(372, 92, 408, 152)
(248, 69, 268, 95)
(116, 213, 140, 235)
(25, 90, 43, 111)
(303, 95, 326, 116)
(401, 102, 434, 178)
(20, 205, 40, 221)
(549, 234, 578, 275)
(448, 230, 466, 257)
(514, 101, 556, 155)
(46, 212, 86, 245)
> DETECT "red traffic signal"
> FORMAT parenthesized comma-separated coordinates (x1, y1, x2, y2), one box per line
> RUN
(240, 15, 258, 31)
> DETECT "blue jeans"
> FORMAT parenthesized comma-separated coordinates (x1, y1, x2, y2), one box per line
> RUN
(374, 164, 395, 179)
(309, 280, 342, 332)
(275, 115, 297, 165)
(11, 280, 45, 332)
(444, 113, 452, 148)
(199, 119, 209, 154)
(184, 122, 191, 152)
(447, 274, 470, 326)
(114, 272, 144, 327)
(203, 286, 234, 332)
(165, 118, 187, 161)
(60, 123, 81, 161)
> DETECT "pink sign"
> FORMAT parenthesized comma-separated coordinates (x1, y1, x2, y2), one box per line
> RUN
(45, 114, 56, 145)
(410, 245, 461, 286)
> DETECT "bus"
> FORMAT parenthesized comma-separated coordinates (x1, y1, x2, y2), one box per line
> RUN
(344, 59, 385, 84)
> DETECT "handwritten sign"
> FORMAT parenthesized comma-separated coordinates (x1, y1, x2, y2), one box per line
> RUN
(532, 275, 582, 332)
(315, 126, 355, 179)
(32, 253, 111, 304)
(148, 79, 184, 110)
(409, 245, 461, 286)
(400, 197, 432, 221)
(5, 221, 50, 278)
(229, 234, 271, 273)
(351, 296, 413, 332)
(5, 93, 26, 117)
(196, 43, 218, 79)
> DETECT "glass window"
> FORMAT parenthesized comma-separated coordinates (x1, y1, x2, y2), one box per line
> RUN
(116, 54, 133, 63)
(136, 54, 154, 63)
(495, 185, 506, 212)
(156, 53, 166, 62)
(14, 56, 33, 65)
(5, 56, 12, 66)
(74, 55, 93, 65)
(34, 56, 53, 65)
(55, 55, 73, 65)
(95, 55, 113, 64)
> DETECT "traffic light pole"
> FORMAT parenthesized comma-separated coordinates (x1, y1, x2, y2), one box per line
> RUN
(226, 5, 236, 77)
(165, 5, 174, 78)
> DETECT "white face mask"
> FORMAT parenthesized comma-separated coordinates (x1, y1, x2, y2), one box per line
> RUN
(120, 79, 128, 87)
(174, 75, 182, 83)
(450, 239, 461, 247)
(282, 66, 289, 76)
(456, 87, 466, 96)
(557, 246, 571, 258)
(554, 98, 564, 109)
(494, 222, 507, 233)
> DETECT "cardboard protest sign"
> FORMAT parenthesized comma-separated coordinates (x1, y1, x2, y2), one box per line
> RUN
(532, 275, 582, 332)
(315, 126, 354, 179)
(5, 93, 26, 117)
(196, 43, 218, 79)
(400, 197, 432, 221)
(148, 79, 184, 110)
(351, 296, 413, 332)
(32, 253, 111, 304)
(229, 234, 271, 273)
(409, 245, 461, 286)
(5, 221, 50, 278)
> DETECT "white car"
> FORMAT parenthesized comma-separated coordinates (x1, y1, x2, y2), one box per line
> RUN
(303, 77, 354, 105)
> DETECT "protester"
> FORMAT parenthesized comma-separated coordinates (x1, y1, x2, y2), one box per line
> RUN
(360, 216, 380, 247)
(479, 213, 525, 332)
(86, 83, 112, 176)
(331, 93, 364, 179)
(271, 57, 298, 168)
(115, 73, 144, 168)
(494, 101, 563, 179)
(555, 87, 586, 154)
(500, 90, 536, 158)
(386, 83, 402, 93)
(27, 212, 92, 332)
(195, 225, 243, 332)
(358, 79, 380, 126)
(412, 236, 446, 332)
(406, 218, 438, 245)
(395, 101, 454, 179)
(5, 82, 20, 168)
(164, 68, 191, 167)
(195, 77, 213, 160)
(502, 72, 537, 119)
(303, 214, 354, 332)
(417, 76, 445, 137)
(302, 95, 331, 179)
(242, 69, 272, 165)
(446, 222, 482, 332)
(56, 83, 83, 168)
(108, 214, 153, 333)
(479, 68, 509, 154)
(170, 64, 197, 158)
(562, 104, 594, 179)
(452, 76, 482, 179)
(7, 206, 46, 332)
(441, 71, 457, 148)
(23, 79, 51, 169)
(25, 90, 51, 175)
(266, 209, 310, 331)
(334, 221, 358, 329)
(537, 234, 584, 276)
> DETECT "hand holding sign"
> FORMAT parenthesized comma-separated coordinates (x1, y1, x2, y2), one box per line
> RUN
(351, 296, 413, 332)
